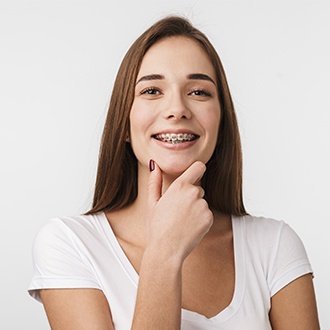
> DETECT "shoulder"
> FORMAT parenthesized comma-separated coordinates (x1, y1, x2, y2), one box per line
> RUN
(32, 212, 106, 258)
(235, 214, 307, 263)
(31, 212, 107, 276)
(35, 212, 103, 241)
(235, 214, 312, 296)
(240, 213, 284, 233)
(29, 213, 104, 301)
(236, 214, 302, 247)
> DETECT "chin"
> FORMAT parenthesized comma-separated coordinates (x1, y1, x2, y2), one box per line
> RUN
(157, 159, 196, 177)
(161, 167, 186, 179)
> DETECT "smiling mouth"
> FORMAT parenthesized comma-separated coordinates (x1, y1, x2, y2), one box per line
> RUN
(152, 133, 200, 144)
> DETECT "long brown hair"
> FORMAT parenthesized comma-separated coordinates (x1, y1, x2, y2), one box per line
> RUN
(84, 16, 248, 216)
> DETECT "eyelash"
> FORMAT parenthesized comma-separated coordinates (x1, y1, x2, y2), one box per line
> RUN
(140, 87, 161, 95)
(139, 87, 212, 97)
(189, 89, 212, 97)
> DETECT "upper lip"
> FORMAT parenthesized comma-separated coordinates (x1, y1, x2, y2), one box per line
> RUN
(152, 128, 200, 137)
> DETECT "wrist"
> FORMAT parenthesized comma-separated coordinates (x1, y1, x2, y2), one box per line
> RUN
(142, 245, 184, 271)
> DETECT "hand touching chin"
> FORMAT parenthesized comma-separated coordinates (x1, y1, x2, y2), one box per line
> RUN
(156, 159, 199, 179)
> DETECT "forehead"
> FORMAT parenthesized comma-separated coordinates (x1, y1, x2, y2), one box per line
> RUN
(137, 36, 216, 79)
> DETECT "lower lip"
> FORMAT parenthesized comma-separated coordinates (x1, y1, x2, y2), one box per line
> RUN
(152, 137, 199, 150)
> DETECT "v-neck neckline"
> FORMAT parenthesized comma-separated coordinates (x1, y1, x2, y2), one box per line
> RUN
(98, 211, 245, 323)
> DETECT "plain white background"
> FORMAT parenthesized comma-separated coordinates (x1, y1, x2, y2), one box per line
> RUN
(1, 0, 329, 329)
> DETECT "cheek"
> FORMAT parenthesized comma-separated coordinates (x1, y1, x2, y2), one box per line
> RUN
(203, 109, 221, 155)
(129, 106, 145, 134)
(202, 106, 221, 136)
(129, 103, 155, 138)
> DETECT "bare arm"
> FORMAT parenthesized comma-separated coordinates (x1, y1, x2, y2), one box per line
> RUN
(269, 273, 320, 330)
(40, 288, 114, 330)
(131, 248, 183, 329)
(131, 161, 212, 329)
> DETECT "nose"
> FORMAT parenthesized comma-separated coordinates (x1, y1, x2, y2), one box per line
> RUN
(162, 92, 192, 120)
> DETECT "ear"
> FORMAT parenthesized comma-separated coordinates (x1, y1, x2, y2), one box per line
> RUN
(125, 134, 130, 143)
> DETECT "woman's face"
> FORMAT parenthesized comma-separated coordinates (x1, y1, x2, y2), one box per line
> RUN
(130, 36, 221, 177)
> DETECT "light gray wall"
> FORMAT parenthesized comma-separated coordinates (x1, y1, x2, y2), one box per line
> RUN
(1, 0, 329, 328)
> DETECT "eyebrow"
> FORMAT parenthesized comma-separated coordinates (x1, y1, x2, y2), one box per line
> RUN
(136, 73, 216, 85)
(187, 73, 216, 85)
(136, 74, 164, 84)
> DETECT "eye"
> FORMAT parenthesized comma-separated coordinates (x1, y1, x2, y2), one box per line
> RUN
(140, 87, 162, 95)
(189, 89, 212, 97)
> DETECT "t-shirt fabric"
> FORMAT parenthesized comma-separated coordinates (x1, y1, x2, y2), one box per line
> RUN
(28, 212, 313, 329)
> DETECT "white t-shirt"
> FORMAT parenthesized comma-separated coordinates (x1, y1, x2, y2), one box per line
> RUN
(28, 212, 313, 329)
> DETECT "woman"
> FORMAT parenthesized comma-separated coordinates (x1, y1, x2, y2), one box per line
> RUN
(28, 16, 320, 329)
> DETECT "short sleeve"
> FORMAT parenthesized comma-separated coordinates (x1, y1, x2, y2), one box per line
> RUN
(268, 222, 313, 296)
(28, 218, 101, 302)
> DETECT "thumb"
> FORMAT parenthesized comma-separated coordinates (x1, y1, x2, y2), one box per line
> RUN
(147, 159, 163, 206)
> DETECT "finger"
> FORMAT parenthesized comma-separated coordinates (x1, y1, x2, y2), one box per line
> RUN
(147, 159, 163, 206)
(176, 161, 206, 185)
(198, 187, 205, 198)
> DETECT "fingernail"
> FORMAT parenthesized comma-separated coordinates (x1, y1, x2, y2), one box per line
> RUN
(149, 159, 155, 172)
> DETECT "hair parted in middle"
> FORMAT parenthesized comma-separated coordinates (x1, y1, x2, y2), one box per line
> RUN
(84, 15, 248, 217)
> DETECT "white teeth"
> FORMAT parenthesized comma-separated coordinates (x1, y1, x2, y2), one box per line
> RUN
(154, 133, 198, 144)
